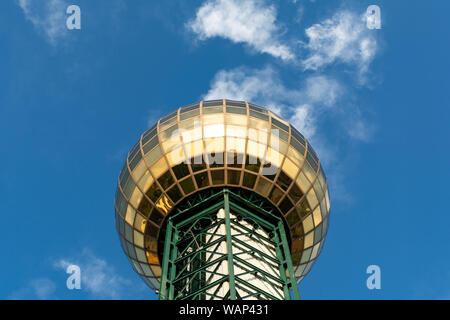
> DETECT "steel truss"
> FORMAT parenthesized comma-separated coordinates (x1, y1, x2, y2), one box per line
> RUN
(159, 188, 300, 300)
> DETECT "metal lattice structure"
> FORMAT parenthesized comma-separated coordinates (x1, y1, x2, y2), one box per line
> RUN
(159, 188, 300, 300)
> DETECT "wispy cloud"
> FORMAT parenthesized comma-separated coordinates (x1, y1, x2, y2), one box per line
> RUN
(203, 66, 343, 141)
(301, 10, 378, 80)
(17, 0, 69, 45)
(54, 249, 134, 299)
(9, 278, 57, 300)
(187, 0, 294, 61)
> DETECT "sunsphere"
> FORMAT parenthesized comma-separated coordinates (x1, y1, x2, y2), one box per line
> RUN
(114, 100, 330, 299)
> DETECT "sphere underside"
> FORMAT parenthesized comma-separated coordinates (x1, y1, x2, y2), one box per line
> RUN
(114, 100, 331, 291)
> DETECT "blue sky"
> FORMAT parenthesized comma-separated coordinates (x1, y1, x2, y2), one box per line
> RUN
(0, 0, 449, 300)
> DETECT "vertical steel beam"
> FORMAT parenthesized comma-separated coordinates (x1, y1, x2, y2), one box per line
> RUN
(159, 219, 174, 300)
(168, 229, 179, 299)
(273, 230, 293, 300)
(278, 221, 301, 300)
(223, 189, 237, 300)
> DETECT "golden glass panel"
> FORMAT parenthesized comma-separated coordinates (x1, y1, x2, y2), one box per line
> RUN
(313, 206, 322, 226)
(150, 157, 169, 179)
(211, 170, 225, 185)
(225, 114, 247, 126)
(310, 242, 320, 260)
(145, 235, 157, 251)
(129, 187, 143, 208)
(138, 197, 152, 218)
(292, 238, 304, 253)
(179, 177, 195, 194)
(313, 179, 324, 202)
(247, 127, 268, 144)
(204, 137, 225, 153)
(248, 117, 269, 132)
(134, 230, 144, 248)
(287, 146, 304, 168)
(131, 160, 147, 182)
(242, 172, 257, 189)
(137, 170, 153, 193)
(134, 213, 147, 233)
(180, 125, 202, 143)
(167, 147, 186, 166)
(303, 214, 313, 233)
(271, 134, 288, 154)
(203, 114, 224, 126)
(146, 251, 159, 265)
(304, 232, 314, 248)
(145, 222, 159, 238)
(184, 140, 204, 159)
(149, 208, 165, 225)
(226, 137, 246, 154)
(161, 136, 181, 153)
(179, 116, 201, 129)
(306, 188, 319, 210)
(155, 195, 172, 214)
(265, 148, 284, 168)
(145, 145, 162, 165)
(227, 170, 241, 185)
(320, 197, 327, 219)
(150, 265, 162, 277)
(255, 177, 272, 196)
(204, 124, 225, 138)
(194, 172, 209, 188)
(298, 198, 311, 220)
(226, 125, 247, 138)
(318, 168, 326, 189)
(291, 224, 304, 238)
(125, 205, 136, 226)
(167, 184, 183, 203)
(146, 183, 162, 202)
(247, 140, 266, 160)
(271, 113, 289, 127)
(286, 210, 300, 226)
(296, 171, 310, 194)
(132, 260, 142, 273)
(302, 160, 316, 183)
(269, 186, 283, 204)
(282, 158, 299, 180)
(295, 264, 306, 277)
(159, 117, 177, 132)
(140, 263, 152, 276)
(203, 106, 223, 114)
(180, 108, 199, 121)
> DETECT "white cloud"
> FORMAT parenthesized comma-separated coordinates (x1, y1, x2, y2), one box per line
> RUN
(346, 116, 375, 142)
(290, 104, 316, 139)
(9, 278, 57, 300)
(301, 10, 378, 78)
(203, 66, 292, 115)
(188, 0, 294, 61)
(303, 75, 340, 107)
(17, 0, 68, 45)
(54, 249, 133, 299)
(203, 66, 344, 141)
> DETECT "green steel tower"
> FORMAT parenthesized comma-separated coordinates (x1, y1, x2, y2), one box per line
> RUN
(114, 100, 331, 300)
